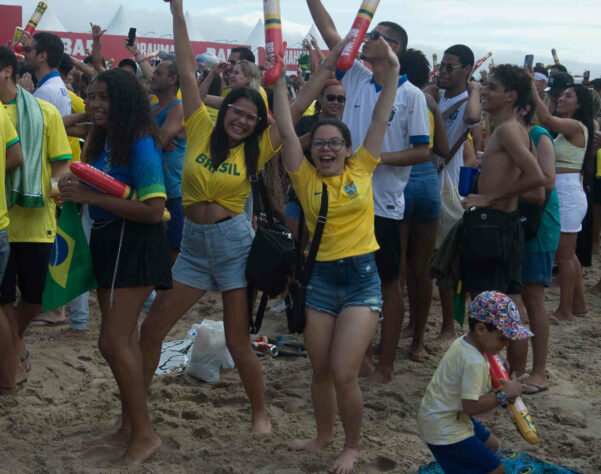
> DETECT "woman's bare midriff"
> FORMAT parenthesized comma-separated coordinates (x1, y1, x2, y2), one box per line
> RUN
(556, 167, 581, 174)
(185, 201, 239, 225)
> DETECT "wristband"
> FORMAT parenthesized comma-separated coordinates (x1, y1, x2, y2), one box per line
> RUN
(495, 389, 509, 407)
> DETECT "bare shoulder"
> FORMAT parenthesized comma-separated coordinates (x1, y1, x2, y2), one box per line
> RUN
(496, 120, 529, 146)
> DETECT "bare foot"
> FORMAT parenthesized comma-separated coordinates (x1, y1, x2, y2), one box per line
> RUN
(288, 437, 331, 451)
(53, 328, 88, 339)
(251, 412, 272, 434)
(123, 432, 161, 464)
(435, 330, 456, 344)
(367, 367, 393, 384)
(399, 325, 415, 340)
(31, 307, 66, 326)
(548, 309, 573, 322)
(83, 429, 131, 448)
(329, 445, 360, 474)
(572, 304, 589, 316)
(15, 359, 27, 387)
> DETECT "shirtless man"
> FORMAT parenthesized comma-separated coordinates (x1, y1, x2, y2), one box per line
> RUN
(461, 65, 545, 300)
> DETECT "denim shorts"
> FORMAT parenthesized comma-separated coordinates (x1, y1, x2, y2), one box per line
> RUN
(404, 161, 441, 220)
(428, 418, 501, 474)
(306, 253, 382, 316)
(285, 200, 302, 221)
(522, 251, 554, 286)
(172, 214, 254, 293)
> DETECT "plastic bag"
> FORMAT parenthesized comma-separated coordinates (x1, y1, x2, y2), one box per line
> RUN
(436, 171, 464, 248)
(184, 319, 235, 383)
(155, 339, 193, 375)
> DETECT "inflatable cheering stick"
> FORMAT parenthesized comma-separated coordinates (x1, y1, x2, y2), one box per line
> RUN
(469, 51, 492, 80)
(262, 0, 284, 86)
(337, 0, 381, 71)
(551, 48, 560, 65)
(486, 353, 539, 444)
(13, 1, 48, 54)
(69, 162, 171, 222)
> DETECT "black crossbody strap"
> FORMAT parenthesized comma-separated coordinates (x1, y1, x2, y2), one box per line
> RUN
(300, 182, 328, 285)
(295, 207, 305, 279)
(249, 174, 274, 225)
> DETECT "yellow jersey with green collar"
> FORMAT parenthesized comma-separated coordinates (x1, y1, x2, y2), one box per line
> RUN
(4, 99, 72, 243)
(289, 145, 380, 261)
(0, 104, 20, 231)
(181, 105, 279, 213)
(67, 90, 85, 162)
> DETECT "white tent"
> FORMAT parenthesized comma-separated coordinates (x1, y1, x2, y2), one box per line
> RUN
(37, 4, 67, 32)
(185, 11, 205, 42)
(106, 6, 131, 36)
(246, 18, 264, 56)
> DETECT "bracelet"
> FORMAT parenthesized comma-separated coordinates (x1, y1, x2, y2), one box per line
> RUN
(137, 57, 148, 64)
(319, 59, 336, 72)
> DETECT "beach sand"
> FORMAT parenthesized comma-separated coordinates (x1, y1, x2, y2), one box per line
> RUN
(1, 264, 600, 474)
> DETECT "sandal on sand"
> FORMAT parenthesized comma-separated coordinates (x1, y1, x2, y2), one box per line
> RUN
(31, 318, 68, 327)
(269, 336, 306, 357)
(522, 383, 549, 395)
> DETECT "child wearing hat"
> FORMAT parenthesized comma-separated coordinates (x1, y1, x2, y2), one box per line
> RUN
(417, 291, 533, 473)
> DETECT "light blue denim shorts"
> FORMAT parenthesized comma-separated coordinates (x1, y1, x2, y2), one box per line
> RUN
(306, 252, 382, 316)
(172, 214, 254, 293)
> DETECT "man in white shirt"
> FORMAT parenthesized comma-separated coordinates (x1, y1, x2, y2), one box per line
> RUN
(308, 0, 431, 384)
(25, 32, 72, 118)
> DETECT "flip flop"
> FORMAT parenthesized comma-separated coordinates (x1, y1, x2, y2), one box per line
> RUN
(271, 335, 307, 357)
(30, 318, 68, 327)
(522, 383, 549, 395)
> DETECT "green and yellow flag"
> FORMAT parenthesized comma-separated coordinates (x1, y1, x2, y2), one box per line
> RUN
(42, 202, 97, 312)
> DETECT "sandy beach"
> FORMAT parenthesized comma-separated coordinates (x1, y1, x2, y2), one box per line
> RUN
(1, 261, 600, 474)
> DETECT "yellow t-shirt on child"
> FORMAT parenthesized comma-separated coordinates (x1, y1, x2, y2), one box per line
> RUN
(288, 145, 380, 261)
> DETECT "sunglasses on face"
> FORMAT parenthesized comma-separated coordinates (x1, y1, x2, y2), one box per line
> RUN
(325, 94, 346, 103)
(365, 31, 398, 45)
(227, 104, 260, 124)
(439, 62, 463, 73)
(311, 138, 346, 151)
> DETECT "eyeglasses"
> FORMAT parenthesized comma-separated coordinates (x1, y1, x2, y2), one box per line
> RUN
(227, 104, 260, 124)
(311, 138, 346, 151)
(365, 31, 398, 45)
(439, 62, 463, 73)
(325, 94, 346, 103)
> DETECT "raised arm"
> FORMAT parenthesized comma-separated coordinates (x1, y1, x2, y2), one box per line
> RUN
(361, 39, 400, 158)
(90, 23, 107, 74)
(158, 103, 185, 149)
(170, 0, 202, 119)
(306, 0, 342, 50)
(198, 62, 227, 98)
(127, 40, 154, 81)
(70, 56, 95, 78)
(426, 94, 450, 159)
(310, 35, 326, 65)
(463, 81, 482, 125)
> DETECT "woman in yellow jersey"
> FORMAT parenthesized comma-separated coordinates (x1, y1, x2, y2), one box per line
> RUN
(272, 38, 399, 473)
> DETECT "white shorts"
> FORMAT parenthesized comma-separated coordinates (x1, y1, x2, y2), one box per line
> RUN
(555, 173, 587, 233)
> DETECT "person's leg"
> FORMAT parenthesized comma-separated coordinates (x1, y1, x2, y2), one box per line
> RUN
(520, 282, 549, 391)
(571, 255, 588, 315)
(289, 308, 337, 451)
(592, 203, 601, 256)
(550, 233, 577, 321)
(0, 307, 15, 395)
(329, 306, 379, 474)
(437, 287, 457, 342)
(222, 287, 271, 433)
(399, 219, 414, 339)
(507, 293, 528, 375)
(96, 287, 161, 463)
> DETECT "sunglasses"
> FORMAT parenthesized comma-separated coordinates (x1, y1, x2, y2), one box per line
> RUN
(227, 104, 260, 124)
(325, 94, 346, 103)
(365, 31, 398, 45)
(311, 138, 346, 151)
(439, 62, 463, 73)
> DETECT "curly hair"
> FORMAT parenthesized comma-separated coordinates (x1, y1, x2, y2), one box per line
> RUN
(84, 68, 160, 167)
(490, 64, 534, 112)
(210, 87, 268, 178)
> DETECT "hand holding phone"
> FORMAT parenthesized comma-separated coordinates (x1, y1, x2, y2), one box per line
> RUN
(127, 27, 136, 47)
(524, 54, 534, 69)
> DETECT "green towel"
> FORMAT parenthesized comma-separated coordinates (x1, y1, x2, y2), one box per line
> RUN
(6, 86, 44, 208)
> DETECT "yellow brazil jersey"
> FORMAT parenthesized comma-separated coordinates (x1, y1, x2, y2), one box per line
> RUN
(302, 100, 316, 117)
(181, 105, 279, 213)
(0, 105, 20, 231)
(289, 145, 380, 261)
(4, 99, 72, 243)
(427, 107, 435, 150)
(67, 90, 85, 162)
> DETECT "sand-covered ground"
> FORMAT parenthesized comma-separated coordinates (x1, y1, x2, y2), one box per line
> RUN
(1, 261, 601, 474)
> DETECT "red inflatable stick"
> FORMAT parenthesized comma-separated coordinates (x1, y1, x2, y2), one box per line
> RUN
(336, 0, 381, 72)
(469, 52, 492, 79)
(70, 162, 171, 221)
(262, 0, 284, 86)
(486, 353, 539, 444)
(13, 2, 48, 54)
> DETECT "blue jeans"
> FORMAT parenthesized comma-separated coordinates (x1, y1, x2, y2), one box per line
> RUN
(69, 205, 92, 330)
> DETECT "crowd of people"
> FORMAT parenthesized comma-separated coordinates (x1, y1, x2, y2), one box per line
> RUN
(0, 0, 600, 472)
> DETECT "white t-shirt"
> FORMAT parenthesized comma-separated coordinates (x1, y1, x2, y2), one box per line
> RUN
(417, 336, 491, 445)
(337, 61, 430, 220)
(436, 91, 476, 187)
(34, 72, 72, 118)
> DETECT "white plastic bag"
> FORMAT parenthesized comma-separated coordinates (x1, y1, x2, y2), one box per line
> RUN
(436, 171, 464, 248)
(184, 320, 235, 382)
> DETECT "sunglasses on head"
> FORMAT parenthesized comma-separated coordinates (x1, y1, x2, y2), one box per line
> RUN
(365, 31, 398, 45)
(325, 94, 346, 103)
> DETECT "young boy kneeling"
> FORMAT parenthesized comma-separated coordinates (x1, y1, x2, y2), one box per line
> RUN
(417, 291, 532, 473)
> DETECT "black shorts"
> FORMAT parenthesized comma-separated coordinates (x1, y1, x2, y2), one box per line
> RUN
(90, 219, 172, 290)
(593, 177, 601, 205)
(374, 215, 402, 281)
(0, 242, 53, 304)
(460, 208, 523, 295)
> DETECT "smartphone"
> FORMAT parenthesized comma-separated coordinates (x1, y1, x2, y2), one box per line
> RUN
(523, 54, 534, 69)
(127, 28, 136, 47)
(304, 71, 311, 81)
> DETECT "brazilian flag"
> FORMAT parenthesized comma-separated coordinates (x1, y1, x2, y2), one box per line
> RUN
(42, 202, 97, 312)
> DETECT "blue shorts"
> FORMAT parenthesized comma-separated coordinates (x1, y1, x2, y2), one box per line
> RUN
(172, 214, 254, 293)
(521, 251, 554, 286)
(285, 200, 301, 221)
(166, 197, 184, 250)
(403, 161, 441, 220)
(427, 418, 501, 474)
(306, 253, 382, 316)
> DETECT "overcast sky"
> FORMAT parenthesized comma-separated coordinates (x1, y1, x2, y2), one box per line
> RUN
(7, 0, 601, 78)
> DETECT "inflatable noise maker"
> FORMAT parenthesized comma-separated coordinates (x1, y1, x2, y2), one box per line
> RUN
(337, 0, 381, 71)
(262, 0, 285, 85)
(486, 353, 540, 444)
(12, 1, 48, 55)
(469, 51, 492, 80)
(551, 48, 560, 65)
(69, 162, 171, 222)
